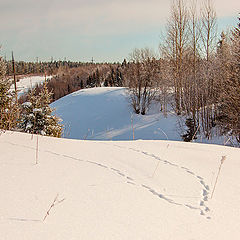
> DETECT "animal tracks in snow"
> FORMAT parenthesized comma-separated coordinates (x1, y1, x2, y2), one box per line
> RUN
(3, 139, 211, 218)
(105, 143, 212, 218)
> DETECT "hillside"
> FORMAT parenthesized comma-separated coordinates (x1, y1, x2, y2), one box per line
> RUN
(51, 87, 228, 145)
(0, 131, 239, 239)
(51, 87, 182, 141)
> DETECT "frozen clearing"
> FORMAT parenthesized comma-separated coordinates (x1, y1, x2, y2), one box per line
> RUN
(0, 131, 240, 239)
(10, 75, 52, 97)
(51, 87, 182, 141)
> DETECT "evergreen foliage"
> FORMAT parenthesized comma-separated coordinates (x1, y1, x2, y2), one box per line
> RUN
(19, 83, 62, 137)
(181, 118, 197, 142)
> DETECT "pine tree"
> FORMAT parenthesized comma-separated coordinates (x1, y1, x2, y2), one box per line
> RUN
(19, 83, 62, 137)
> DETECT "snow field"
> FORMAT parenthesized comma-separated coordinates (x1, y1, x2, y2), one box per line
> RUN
(51, 87, 181, 141)
(10, 75, 52, 97)
(0, 131, 240, 239)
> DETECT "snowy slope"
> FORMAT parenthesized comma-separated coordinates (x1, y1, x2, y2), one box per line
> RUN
(10, 75, 52, 97)
(51, 87, 230, 145)
(0, 131, 240, 240)
(51, 87, 180, 141)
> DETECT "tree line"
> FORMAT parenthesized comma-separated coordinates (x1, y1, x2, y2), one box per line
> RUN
(123, 0, 240, 143)
(5, 59, 87, 76)
(19, 62, 126, 104)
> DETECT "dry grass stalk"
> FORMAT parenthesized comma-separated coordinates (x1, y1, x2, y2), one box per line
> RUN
(151, 144, 170, 178)
(36, 135, 39, 164)
(43, 194, 65, 222)
(131, 114, 135, 140)
(211, 155, 226, 199)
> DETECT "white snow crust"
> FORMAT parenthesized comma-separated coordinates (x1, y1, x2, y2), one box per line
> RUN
(0, 131, 239, 240)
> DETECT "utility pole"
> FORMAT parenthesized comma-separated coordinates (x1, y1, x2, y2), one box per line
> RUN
(12, 52, 18, 101)
(12, 51, 19, 117)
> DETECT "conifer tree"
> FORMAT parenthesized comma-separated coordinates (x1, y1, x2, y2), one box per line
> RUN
(19, 83, 62, 137)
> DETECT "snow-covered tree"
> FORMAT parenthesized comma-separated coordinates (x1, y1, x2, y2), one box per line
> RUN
(19, 83, 62, 137)
(0, 54, 18, 130)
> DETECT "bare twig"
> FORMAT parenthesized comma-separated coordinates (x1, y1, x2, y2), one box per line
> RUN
(43, 194, 65, 222)
(84, 129, 92, 140)
(36, 135, 39, 164)
(131, 114, 135, 140)
(151, 144, 170, 178)
(157, 127, 169, 140)
(211, 156, 226, 199)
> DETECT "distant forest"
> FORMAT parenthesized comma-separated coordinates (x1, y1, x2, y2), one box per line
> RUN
(12, 60, 126, 103)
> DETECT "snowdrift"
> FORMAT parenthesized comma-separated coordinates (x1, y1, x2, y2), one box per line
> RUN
(51, 87, 180, 141)
(0, 131, 240, 239)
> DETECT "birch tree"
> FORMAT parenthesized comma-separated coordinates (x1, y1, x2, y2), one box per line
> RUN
(199, 0, 217, 138)
(162, 0, 189, 114)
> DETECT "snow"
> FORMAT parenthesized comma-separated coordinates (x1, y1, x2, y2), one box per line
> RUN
(0, 131, 240, 240)
(51, 87, 180, 141)
(33, 108, 42, 113)
(22, 101, 32, 108)
(10, 75, 52, 97)
(51, 87, 230, 145)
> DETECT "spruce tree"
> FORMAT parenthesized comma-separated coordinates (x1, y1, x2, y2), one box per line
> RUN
(181, 118, 197, 142)
(19, 83, 62, 137)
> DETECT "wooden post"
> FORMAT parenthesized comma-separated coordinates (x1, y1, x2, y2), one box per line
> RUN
(11, 52, 17, 101)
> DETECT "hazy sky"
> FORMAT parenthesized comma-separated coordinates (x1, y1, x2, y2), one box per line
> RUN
(0, 0, 239, 62)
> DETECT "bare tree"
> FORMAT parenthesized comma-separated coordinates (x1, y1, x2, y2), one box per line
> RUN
(198, 0, 217, 138)
(187, 0, 201, 125)
(161, 0, 189, 114)
(200, 0, 217, 63)
(124, 48, 159, 115)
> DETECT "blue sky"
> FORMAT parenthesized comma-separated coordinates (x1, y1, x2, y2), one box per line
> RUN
(0, 0, 239, 63)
